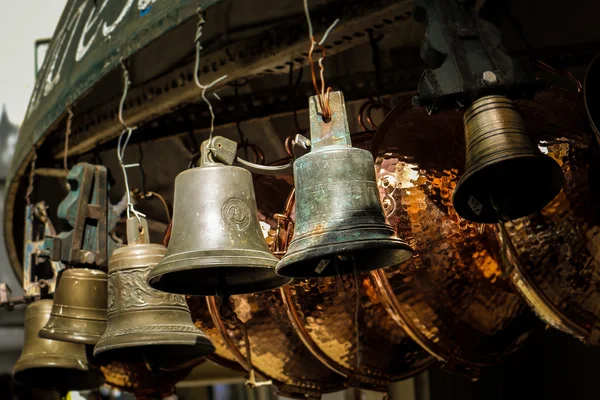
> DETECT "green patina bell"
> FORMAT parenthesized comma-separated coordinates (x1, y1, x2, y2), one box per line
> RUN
(276, 91, 413, 278)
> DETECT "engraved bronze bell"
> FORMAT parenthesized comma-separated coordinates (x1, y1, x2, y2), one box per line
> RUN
(452, 95, 564, 223)
(94, 217, 215, 370)
(39, 268, 107, 345)
(147, 140, 290, 295)
(13, 299, 104, 391)
(276, 91, 413, 278)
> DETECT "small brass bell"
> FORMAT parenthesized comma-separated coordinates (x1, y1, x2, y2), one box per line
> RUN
(147, 140, 290, 295)
(452, 95, 564, 223)
(39, 268, 107, 345)
(276, 91, 413, 278)
(13, 300, 104, 391)
(94, 217, 215, 370)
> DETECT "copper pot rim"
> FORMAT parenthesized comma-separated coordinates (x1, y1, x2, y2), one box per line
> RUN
(279, 283, 436, 387)
(206, 296, 346, 395)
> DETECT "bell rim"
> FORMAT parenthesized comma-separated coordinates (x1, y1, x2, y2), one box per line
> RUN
(13, 355, 105, 391)
(147, 263, 291, 295)
(147, 251, 290, 295)
(93, 332, 216, 361)
(452, 153, 564, 223)
(39, 324, 105, 346)
(276, 237, 413, 278)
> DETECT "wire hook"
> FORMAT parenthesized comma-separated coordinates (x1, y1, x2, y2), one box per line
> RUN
(117, 59, 145, 227)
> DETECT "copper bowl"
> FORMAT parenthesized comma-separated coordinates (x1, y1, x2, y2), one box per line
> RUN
(368, 95, 543, 376)
(281, 274, 435, 391)
(187, 296, 247, 372)
(500, 89, 600, 344)
(203, 291, 346, 398)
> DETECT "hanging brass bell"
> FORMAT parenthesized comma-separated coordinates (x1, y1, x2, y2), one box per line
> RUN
(94, 217, 215, 370)
(276, 91, 413, 278)
(13, 299, 104, 391)
(39, 268, 107, 345)
(147, 139, 290, 296)
(452, 95, 564, 223)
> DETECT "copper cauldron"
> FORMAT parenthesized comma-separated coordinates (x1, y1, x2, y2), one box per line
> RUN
(368, 96, 542, 376)
(498, 89, 600, 344)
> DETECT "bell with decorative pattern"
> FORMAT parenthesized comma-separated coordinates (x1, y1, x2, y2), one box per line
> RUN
(93, 217, 215, 370)
(147, 139, 290, 296)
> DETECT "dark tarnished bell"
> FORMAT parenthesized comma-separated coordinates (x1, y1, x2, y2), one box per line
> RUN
(147, 140, 290, 295)
(39, 268, 107, 345)
(453, 95, 564, 223)
(94, 217, 215, 370)
(276, 91, 413, 278)
(13, 299, 104, 391)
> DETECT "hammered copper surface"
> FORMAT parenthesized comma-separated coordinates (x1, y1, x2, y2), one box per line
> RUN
(187, 296, 246, 372)
(282, 275, 434, 391)
(204, 292, 346, 399)
(100, 361, 192, 398)
(369, 94, 543, 375)
(501, 89, 600, 344)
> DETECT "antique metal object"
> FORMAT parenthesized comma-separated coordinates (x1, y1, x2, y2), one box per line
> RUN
(368, 97, 541, 376)
(452, 95, 564, 223)
(412, 0, 537, 113)
(23, 202, 64, 297)
(39, 268, 107, 345)
(148, 139, 289, 296)
(100, 361, 194, 399)
(498, 89, 600, 344)
(187, 296, 246, 372)
(44, 163, 120, 267)
(276, 92, 412, 278)
(94, 217, 215, 369)
(281, 275, 434, 391)
(13, 299, 104, 391)
(203, 291, 347, 398)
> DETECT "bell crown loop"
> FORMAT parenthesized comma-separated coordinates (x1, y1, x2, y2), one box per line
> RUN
(309, 91, 352, 150)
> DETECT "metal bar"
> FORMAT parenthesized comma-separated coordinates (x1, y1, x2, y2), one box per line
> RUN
(53, 0, 414, 158)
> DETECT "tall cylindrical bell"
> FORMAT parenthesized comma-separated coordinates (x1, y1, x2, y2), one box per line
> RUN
(39, 268, 107, 345)
(94, 217, 215, 370)
(147, 140, 290, 296)
(13, 299, 104, 391)
(276, 91, 413, 278)
(452, 95, 564, 223)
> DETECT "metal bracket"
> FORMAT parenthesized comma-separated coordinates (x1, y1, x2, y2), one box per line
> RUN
(412, 0, 538, 113)
(22, 202, 64, 297)
(44, 163, 120, 268)
(208, 135, 311, 176)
